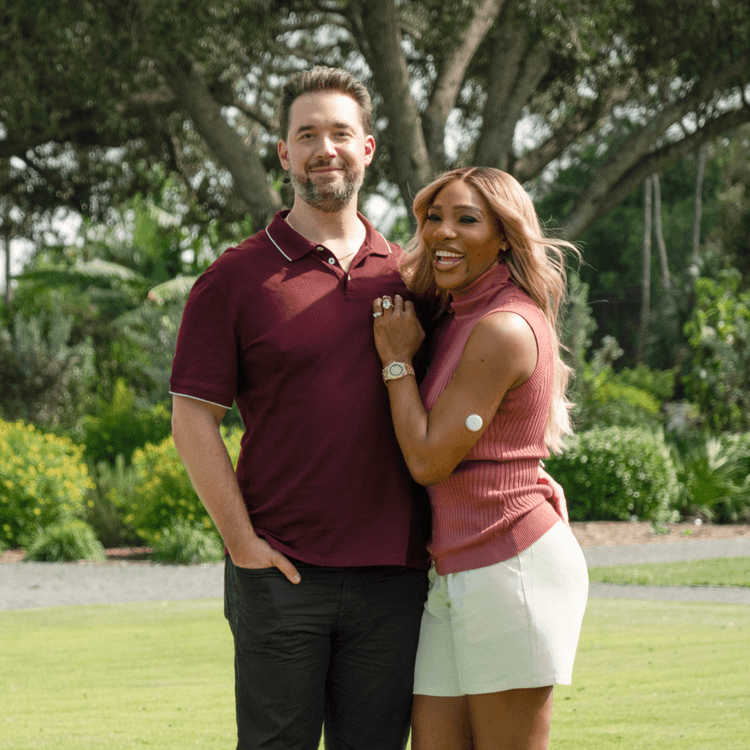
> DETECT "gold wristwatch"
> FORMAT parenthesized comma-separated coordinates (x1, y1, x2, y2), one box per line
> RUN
(382, 361, 415, 384)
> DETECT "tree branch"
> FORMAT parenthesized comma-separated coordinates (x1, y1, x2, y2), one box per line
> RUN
(563, 102, 750, 238)
(422, 0, 506, 164)
(158, 59, 281, 229)
(514, 80, 635, 182)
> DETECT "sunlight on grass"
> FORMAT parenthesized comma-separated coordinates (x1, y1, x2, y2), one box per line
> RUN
(552, 599, 750, 749)
(1, 597, 748, 749)
(589, 556, 750, 587)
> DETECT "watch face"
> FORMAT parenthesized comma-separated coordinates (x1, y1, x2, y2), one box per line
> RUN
(387, 362, 406, 378)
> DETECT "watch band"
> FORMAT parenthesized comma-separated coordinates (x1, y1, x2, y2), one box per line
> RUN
(382, 361, 416, 383)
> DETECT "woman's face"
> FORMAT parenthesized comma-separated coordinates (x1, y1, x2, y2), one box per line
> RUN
(422, 180, 504, 292)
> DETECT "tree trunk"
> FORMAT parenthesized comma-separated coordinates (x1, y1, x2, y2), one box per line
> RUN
(159, 61, 281, 230)
(652, 173, 671, 291)
(637, 177, 653, 364)
(421, 0, 506, 166)
(349, 0, 434, 219)
(2, 230, 9, 313)
(691, 146, 707, 264)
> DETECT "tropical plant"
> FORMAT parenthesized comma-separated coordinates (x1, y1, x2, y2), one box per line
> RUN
(670, 431, 750, 523)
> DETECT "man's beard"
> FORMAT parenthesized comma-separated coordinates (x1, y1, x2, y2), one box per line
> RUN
(289, 162, 364, 213)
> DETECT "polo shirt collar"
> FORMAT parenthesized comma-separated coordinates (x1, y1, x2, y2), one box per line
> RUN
(265, 209, 391, 262)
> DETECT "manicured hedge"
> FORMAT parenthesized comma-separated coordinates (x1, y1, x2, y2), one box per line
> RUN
(546, 426, 679, 522)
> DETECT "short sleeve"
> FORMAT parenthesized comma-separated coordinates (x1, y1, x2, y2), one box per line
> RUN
(169, 275, 238, 408)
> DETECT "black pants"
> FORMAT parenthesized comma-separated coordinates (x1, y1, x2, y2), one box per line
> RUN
(224, 555, 428, 750)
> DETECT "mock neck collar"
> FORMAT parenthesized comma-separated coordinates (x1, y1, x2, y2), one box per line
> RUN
(449, 263, 513, 317)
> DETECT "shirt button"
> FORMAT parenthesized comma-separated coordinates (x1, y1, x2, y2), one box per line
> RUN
(317, 246, 325, 251)
(327, 257, 336, 265)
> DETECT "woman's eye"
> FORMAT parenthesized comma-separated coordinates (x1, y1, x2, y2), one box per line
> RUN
(460, 216, 478, 223)
(426, 214, 440, 222)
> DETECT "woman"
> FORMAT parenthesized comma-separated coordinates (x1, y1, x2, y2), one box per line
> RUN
(372, 167, 588, 750)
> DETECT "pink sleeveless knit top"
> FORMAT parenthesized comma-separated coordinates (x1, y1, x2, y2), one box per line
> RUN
(420, 263, 561, 574)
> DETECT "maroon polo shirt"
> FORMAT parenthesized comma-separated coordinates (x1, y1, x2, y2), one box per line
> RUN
(170, 210, 430, 569)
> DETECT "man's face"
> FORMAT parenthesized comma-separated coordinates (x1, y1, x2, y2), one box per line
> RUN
(278, 91, 375, 213)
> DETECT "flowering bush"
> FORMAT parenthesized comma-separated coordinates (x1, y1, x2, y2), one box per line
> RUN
(122, 427, 242, 544)
(546, 426, 679, 522)
(0, 418, 95, 548)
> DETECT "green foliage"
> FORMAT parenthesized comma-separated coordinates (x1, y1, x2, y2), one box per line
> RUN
(561, 271, 598, 380)
(81, 379, 172, 465)
(0, 312, 96, 430)
(571, 336, 674, 431)
(122, 428, 241, 545)
(85, 455, 142, 548)
(24, 517, 105, 562)
(0, 418, 94, 548)
(670, 431, 750, 524)
(683, 269, 750, 431)
(151, 519, 224, 564)
(546, 426, 679, 522)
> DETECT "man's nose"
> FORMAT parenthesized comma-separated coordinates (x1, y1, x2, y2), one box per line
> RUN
(316, 136, 338, 159)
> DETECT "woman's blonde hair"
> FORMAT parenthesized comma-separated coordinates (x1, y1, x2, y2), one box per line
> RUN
(401, 166, 579, 453)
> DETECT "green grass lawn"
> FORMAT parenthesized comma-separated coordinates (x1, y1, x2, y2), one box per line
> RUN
(1, 575, 749, 749)
(589, 556, 750, 587)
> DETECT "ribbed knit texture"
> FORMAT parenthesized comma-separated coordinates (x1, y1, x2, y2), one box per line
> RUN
(420, 263, 560, 574)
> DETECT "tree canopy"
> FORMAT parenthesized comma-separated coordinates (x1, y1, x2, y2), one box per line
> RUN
(1, 0, 749, 241)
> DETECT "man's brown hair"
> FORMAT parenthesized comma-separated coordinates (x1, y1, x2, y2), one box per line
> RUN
(279, 66, 373, 139)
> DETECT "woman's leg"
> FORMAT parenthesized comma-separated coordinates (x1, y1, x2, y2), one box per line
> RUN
(411, 694, 473, 750)
(467, 687, 553, 750)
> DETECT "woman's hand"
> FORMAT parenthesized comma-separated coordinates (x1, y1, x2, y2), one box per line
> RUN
(538, 467, 569, 525)
(373, 294, 425, 366)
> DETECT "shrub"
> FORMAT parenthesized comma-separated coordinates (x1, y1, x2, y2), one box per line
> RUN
(570, 336, 675, 432)
(24, 517, 106, 562)
(122, 427, 241, 544)
(151, 519, 224, 564)
(573, 375, 663, 432)
(0, 419, 94, 548)
(85, 455, 142, 548)
(545, 426, 679, 522)
(0, 312, 96, 431)
(81, 379, 172, 466)
(683, 270, 750, 432)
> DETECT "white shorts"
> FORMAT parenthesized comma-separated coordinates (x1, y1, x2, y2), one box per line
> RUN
(413, 521, 589, 696)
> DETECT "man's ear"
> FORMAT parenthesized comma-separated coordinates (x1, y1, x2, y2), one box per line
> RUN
(278, 139, 290, 170)
(364, 135, 376, 166)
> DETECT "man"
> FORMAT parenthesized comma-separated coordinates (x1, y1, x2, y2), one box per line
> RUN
(170, 67, 430, 750)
